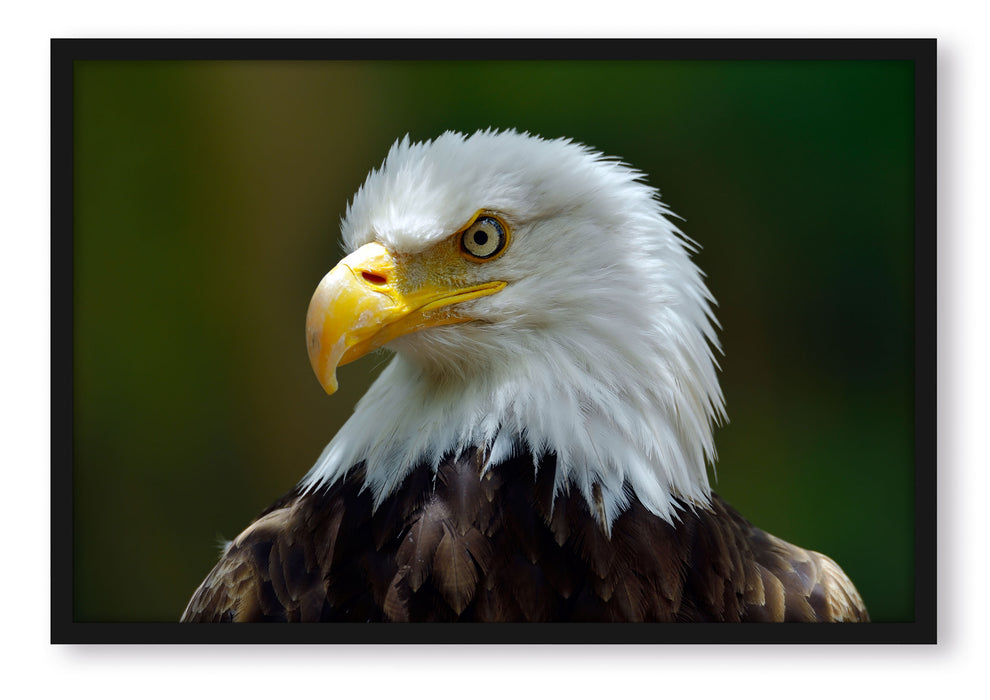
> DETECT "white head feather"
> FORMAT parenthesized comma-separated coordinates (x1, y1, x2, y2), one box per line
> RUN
(301, 129, 726, 528)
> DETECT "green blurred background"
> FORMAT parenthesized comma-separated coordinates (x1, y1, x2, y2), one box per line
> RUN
(72, 59, 915, 622)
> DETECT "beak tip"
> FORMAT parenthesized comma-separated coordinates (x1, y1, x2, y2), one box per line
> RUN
(306, 329, 338, 395)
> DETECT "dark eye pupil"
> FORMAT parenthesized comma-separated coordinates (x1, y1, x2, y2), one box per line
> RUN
(473, 230, 489, 246)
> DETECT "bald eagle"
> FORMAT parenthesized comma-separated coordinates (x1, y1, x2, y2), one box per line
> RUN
(181, 130, 868, 623)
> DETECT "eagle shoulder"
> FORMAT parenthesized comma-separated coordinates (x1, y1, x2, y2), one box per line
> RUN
(690, 496, 870, 622)
(179, 487, 350, 622)
(180, 454, 868, 623)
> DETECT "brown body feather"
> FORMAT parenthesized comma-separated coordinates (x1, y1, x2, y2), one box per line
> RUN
(181, 450, 868, 622)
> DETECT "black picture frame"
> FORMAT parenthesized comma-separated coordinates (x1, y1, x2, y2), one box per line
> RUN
(52, 38, 936, 644)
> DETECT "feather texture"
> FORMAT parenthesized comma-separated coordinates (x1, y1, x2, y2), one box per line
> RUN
(182, 449, 868, 623)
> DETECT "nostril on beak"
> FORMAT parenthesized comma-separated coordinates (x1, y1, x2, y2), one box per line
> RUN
(360, 270, 388, 285)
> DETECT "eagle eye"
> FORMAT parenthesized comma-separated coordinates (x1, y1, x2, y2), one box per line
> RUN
(460, 215, 508, 261)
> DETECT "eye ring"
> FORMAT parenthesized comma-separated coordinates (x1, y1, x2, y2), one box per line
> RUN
(460, 214, 509, 262)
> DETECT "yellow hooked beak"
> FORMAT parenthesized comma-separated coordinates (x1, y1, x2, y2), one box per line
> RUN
(305, 241, 506, 394)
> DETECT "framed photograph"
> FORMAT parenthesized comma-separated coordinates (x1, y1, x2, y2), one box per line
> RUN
(52, 39, 935, 643)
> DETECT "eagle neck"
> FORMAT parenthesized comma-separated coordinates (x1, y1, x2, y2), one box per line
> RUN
(301, 335, 719, 529)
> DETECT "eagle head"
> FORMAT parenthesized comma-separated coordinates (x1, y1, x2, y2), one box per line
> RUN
(302, 130, 725, 528)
